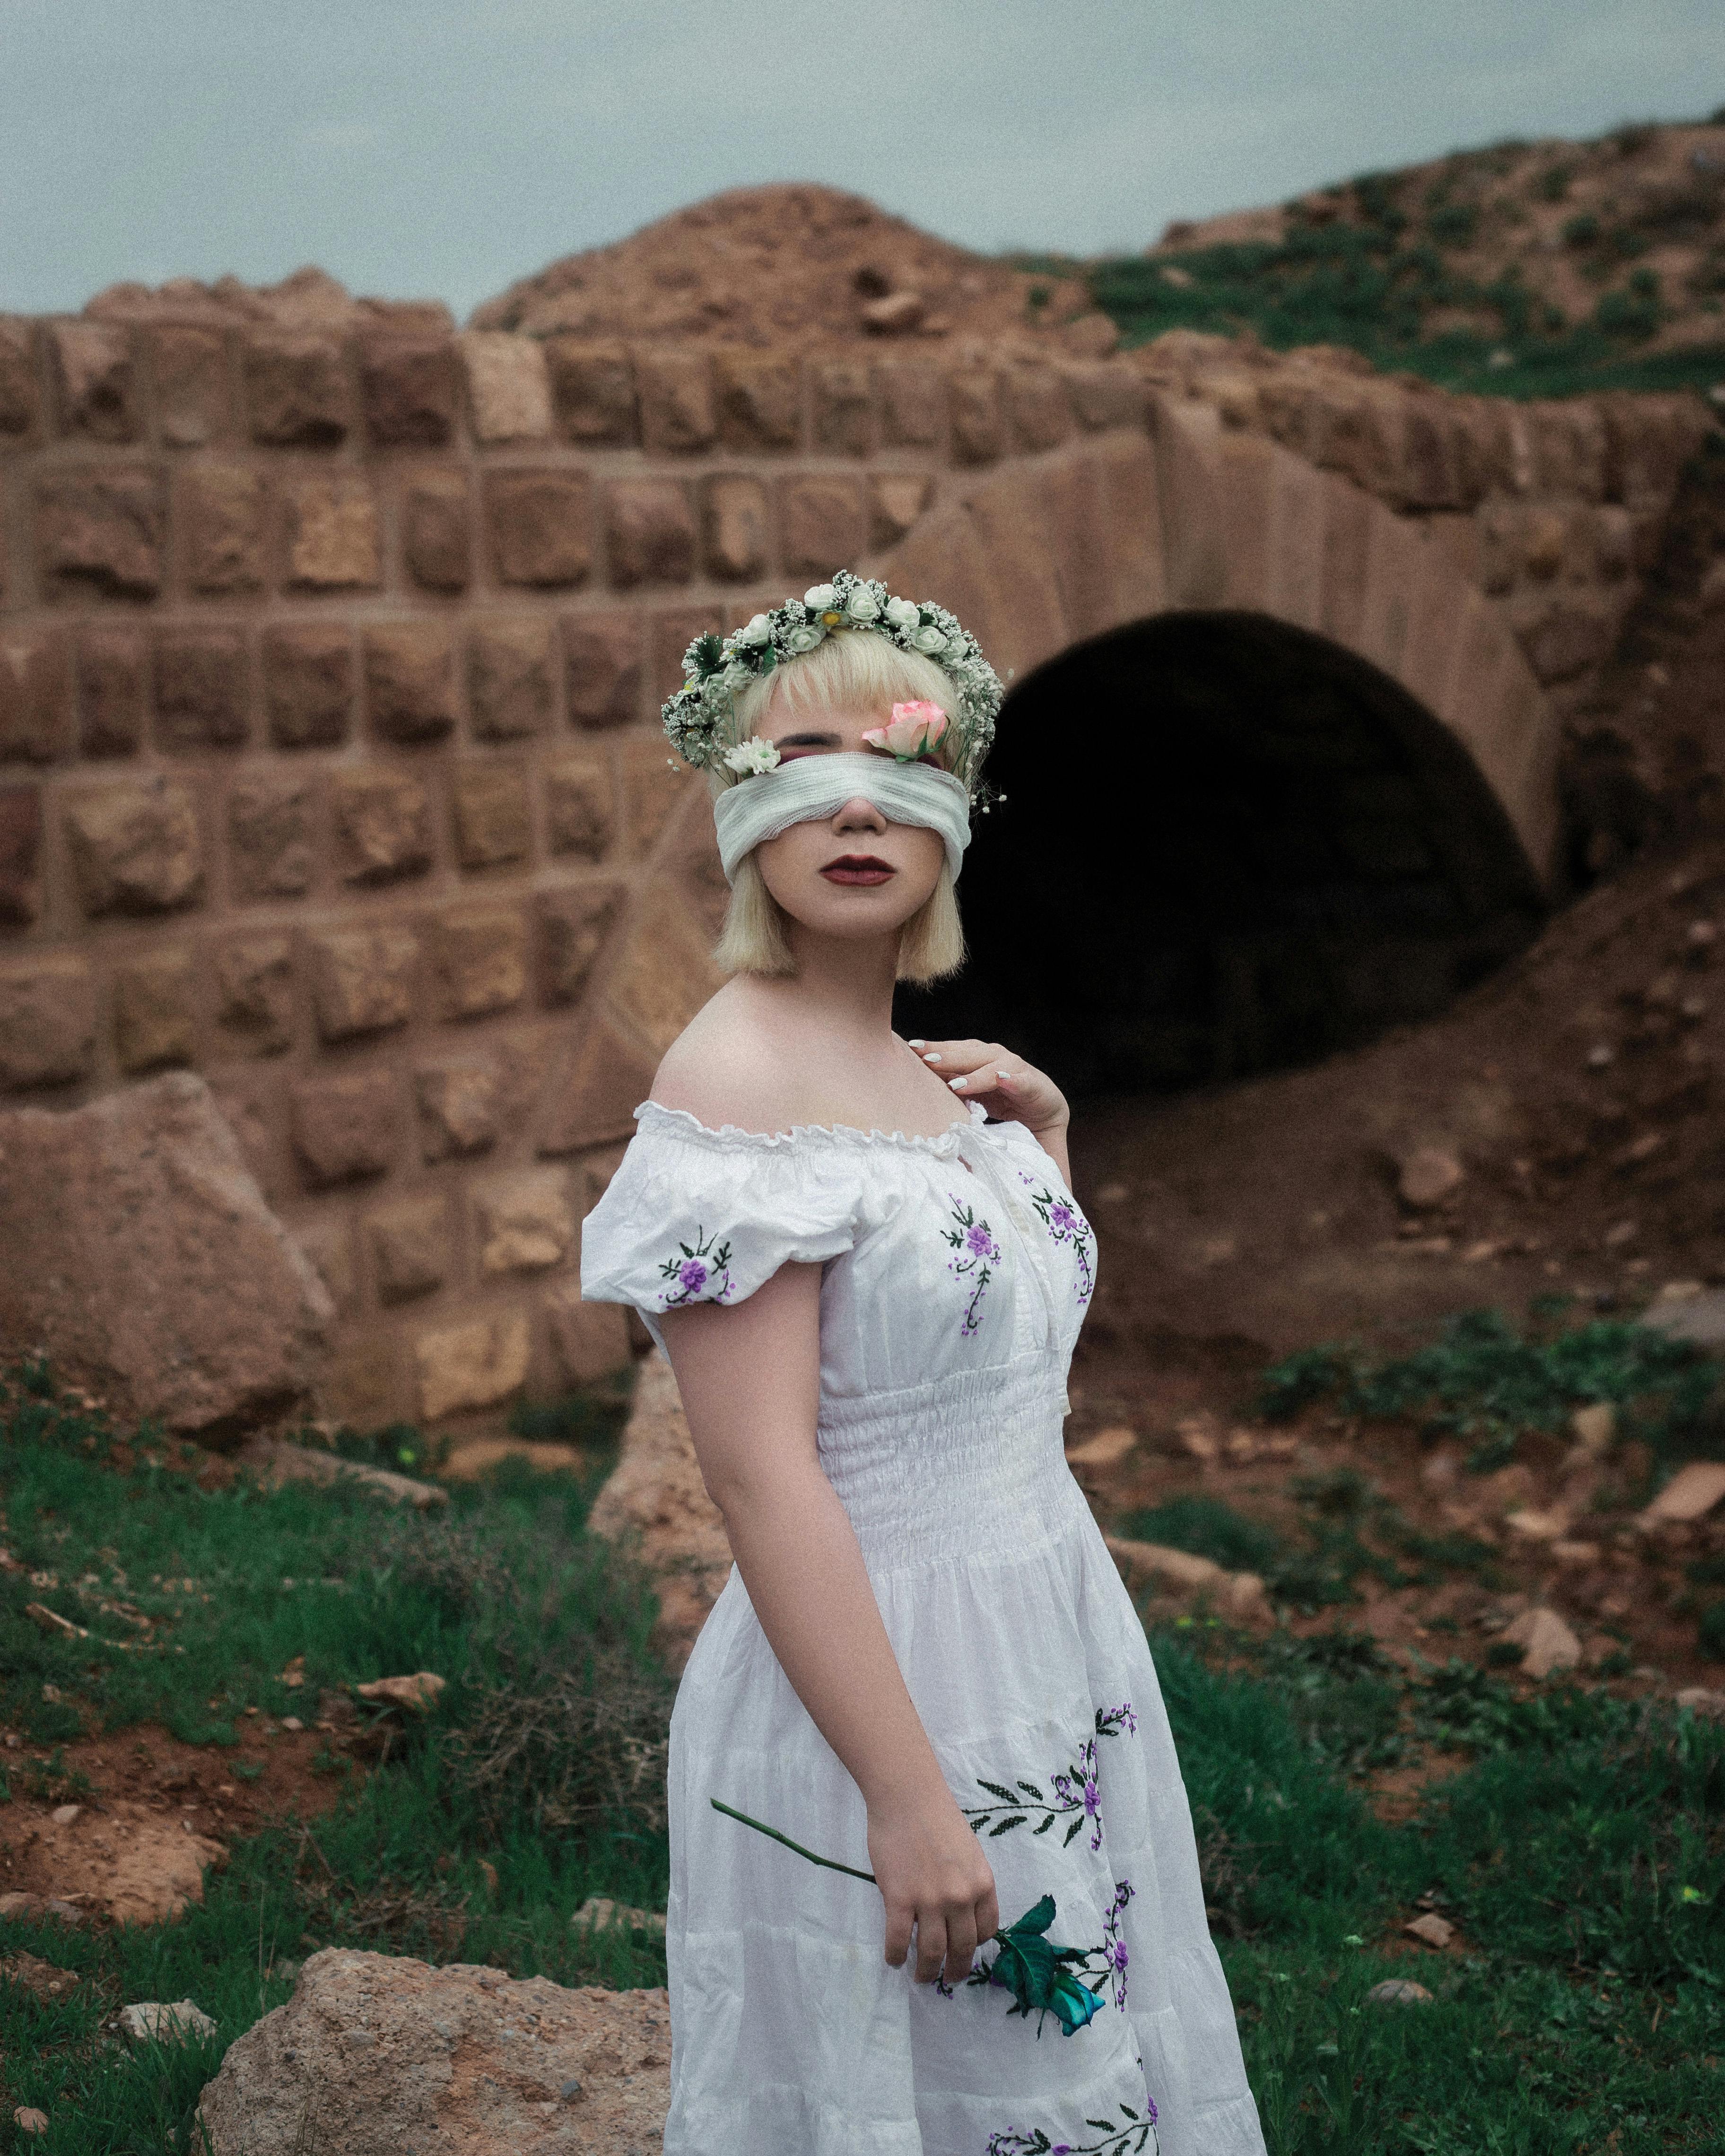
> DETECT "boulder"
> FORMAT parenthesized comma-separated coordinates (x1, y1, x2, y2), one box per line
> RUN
(1639, 1460, 1725, 1526)
(118, 1999, 217, 2045)
(236, 1434, 446, 1509)
(587, 1351, 733, 1673)
(0, 1072, 331, 1443)
(196, 1949, 669, 2156)
(1502, 1606, 1583, 1678)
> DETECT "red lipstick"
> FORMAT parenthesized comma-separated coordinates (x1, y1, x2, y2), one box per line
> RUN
(821, 853, 895, 886)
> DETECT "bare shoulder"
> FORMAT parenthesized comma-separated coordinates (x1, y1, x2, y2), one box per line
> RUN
(648, 981, 811, 1136)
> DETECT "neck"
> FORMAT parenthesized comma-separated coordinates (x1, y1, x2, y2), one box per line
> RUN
(770, 922, 901, 1035)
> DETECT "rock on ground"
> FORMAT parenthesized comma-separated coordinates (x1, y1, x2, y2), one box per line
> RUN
(0, 1797, 227, 1926)
(587, 1352, 733, 1673)
(236, 1434, 447, 1508)
(1103, 1535, 1272, 1624)
(196, 1950, 669, 2156)
(1503, 1606, 1584, 1678)
(0, 1072, 332, 1443)
(118, 1999, 217, 2044)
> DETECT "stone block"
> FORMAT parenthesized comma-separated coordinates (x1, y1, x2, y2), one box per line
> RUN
(870, 474, 933, 550)
(416, 1311, 531, 1420)
(0, 955, 95, 1089)
(213, 935, 294, 1057)
(365, 623, 455, 743)
(1476, 503, 1518, 596)
(227, 780, 313, 900)
(779, 476, 865, 578)
(415, 1057, 501, 1160)
(64, 777, 203, 915)
(714, 353, 801, 449)
(606, 481, 696, 588)
(402, 470, 471, 591)
(1398, 401, 1464, 512)
(536, 1015, 654, 1155)
(1035, 456, 1116, 647)
(0, 319, 40, 438)
(49, 321, 139, 442)
(468, 617, 554, 739)
(263, 624, 352, 749)
(1515, 595, 1616, 687)
(702, 476, 768, 581)
(1318, 478, 1373, 647)
(537, 881, 623, 1006)
(290, 1067, 400, 1185)
(949, 370, 1003, 465)
(331, 766, 432, 886)
(486, 480, 593, 603)
(545, 338, 636, 444)
(366, 1196, 450, 1303)
(1521, 509, 1568, 582)
(113, 949, 197, 1073)
(877, 361, 946, 448)
(180, 463, 266, 592)
(1062, 363, 1148, 433)
(153, 626, 250, 749)
(562, 612, 642, 730)
(150, 326, 229, 447)
(432, 904, 528, 1019)
(1592, 505, 1635, 582)
(637, 351, 715, 453)
(811, 360, 873, 454)
(295, 1220, 357, 1315)
(543, 1279, 630, 1386)
(35, 469, 164, 600)
(243, 335, 348, 447)
(546, 757, 614, 859)
(285, 476, 381, 591)
(955, 472, 1070, 686)
(1004, 366, 1072, 452)
(620, 733, 695, 858)
(473, 1168, 574, 1276)
(0, 786, 41, 925)
(358, 336, 457, 447)
(306, 926, 418, 1041)
(0, 628, 72, 763)
(452, 761, 531, 869)
(607, 882, 721, 1054)
(1263, 458, 1327, 632)
(458, 330, 552, 442)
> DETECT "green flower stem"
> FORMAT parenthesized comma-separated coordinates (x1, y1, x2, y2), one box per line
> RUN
(709, 1798, 878, 1883)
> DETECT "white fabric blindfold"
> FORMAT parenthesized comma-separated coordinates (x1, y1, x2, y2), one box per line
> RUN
(711, 752, 972, 886)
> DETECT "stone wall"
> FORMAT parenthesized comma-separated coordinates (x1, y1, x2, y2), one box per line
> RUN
(0, 305, 1709, 1425)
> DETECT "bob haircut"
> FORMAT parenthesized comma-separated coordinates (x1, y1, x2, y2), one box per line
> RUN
(710, 628, 971, 983)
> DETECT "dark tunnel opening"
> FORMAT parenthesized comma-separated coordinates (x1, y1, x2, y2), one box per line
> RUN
(897, 611, 1550, 1101)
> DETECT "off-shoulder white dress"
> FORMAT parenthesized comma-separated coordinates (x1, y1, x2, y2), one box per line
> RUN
(581, 1098, 1264, 2156)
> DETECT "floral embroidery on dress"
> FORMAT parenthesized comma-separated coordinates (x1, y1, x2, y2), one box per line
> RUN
(963, 1702, 1136, 1852)
(984, 2091, 1159, 2156)
(942, 1196, 1002, 1336)
(1018, 1172, 1095, 1304)
(1098, 1877, 1134, 2010)
(656, 1226, 735, 1309)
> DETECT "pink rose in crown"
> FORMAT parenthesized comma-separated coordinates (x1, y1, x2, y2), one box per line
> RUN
(862, 700, 950, 761)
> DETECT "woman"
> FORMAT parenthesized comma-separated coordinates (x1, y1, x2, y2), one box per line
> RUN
(581, 573, 1265, 2156)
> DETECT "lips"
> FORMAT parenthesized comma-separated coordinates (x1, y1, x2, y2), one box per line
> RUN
(820, 853, 896, 887)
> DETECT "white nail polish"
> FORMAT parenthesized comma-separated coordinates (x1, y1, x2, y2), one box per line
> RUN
(907, 1038, 926, 1048)
(923, 1053, 941, 1064)
(949, 1076, 966, 1090)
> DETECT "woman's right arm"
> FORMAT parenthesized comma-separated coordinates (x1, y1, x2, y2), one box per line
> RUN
(660, 1261, 998, 1987)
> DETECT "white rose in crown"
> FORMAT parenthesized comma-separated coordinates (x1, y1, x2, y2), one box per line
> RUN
(735, 614, 772, 646)
(845, 588, 882, 621)
(722, 735, 782, 776)
(803, 583, 838, 611)
(884, 596, 921, 631)
(785, 624, 825, 654)
(862, 701, 950, 762)
(910, 625, 948, 654)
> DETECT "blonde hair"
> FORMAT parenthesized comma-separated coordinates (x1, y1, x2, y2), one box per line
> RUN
(709, 629, 970, 983)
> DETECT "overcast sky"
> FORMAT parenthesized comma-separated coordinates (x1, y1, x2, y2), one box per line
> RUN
(2, 0, 1719, 321)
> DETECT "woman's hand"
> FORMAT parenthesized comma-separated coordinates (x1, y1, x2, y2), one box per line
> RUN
(866, 1777, 1000, 1986)
(907, 1036, 1070, 1176)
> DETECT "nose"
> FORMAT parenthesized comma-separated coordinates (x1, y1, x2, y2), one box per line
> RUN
(831, 794, 889, 835)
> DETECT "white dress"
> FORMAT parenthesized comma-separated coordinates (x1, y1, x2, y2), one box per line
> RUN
(580, 1099, 1266, 2156)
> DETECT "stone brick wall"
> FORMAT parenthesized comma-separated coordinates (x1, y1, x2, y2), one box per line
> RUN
(0, 306, 1708, 1426)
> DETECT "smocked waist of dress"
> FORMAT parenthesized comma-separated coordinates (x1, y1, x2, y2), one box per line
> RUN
(814, 1353, 1087, 1573)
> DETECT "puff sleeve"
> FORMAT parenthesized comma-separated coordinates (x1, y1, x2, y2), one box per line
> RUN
(579, 1105, 861, 1349)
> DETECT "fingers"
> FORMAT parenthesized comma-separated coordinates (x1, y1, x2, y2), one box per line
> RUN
(883, 1898, 914, 1969)
(906, 1038, 1015, 1095)
(941, 1908, 981, 1988)
(914, 1909, 949, 1985)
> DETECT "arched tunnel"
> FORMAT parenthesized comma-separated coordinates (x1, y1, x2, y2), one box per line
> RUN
(898, 611, 1551, 1099)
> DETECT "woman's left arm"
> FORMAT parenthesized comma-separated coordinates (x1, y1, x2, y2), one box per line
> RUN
(907, 1036, 1071, 1186)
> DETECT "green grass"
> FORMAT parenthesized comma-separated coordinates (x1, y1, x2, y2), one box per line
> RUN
(3, 1368, 1724, 2150)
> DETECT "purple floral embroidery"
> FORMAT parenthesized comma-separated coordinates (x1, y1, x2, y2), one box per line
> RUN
(963, 1703, 1136, 1852)
(984, 2095, 1157, 2156)
(656, 1226, 735, 1310)
(942, 1196, 1002, 1337)
(1018, 1172, 1095, 1305)
(1096, 1878, 1134, 2011)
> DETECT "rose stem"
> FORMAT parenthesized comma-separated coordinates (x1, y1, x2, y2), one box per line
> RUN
(708, 1799, 878, 1883)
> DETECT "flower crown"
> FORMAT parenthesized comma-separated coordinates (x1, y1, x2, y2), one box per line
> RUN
(661, 569, 1003, 793)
